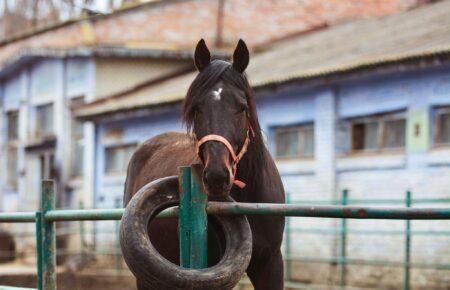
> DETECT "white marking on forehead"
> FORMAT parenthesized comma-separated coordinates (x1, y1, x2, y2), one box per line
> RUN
(212, 88, 222, 101)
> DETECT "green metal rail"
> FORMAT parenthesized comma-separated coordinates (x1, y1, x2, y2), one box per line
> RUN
(0, 166, 449, 289)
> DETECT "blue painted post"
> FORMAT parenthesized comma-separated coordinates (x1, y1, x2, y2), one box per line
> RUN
(41, 180, 56, 290)
(403, 191, 412, 290)
(340, 189, 348, 289)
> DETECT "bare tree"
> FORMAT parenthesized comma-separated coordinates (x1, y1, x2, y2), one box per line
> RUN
(0, 0, 119, 40)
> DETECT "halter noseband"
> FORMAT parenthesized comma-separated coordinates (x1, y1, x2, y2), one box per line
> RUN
(197, 127, 253, 189)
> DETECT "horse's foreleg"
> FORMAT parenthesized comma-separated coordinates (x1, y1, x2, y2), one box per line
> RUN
(246, 248, 284, 290)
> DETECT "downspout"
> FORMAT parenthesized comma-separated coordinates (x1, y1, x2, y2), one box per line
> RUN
(215, 0, 225, 48)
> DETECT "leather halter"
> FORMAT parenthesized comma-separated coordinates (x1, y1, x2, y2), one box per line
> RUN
(197, 127, 253, 189)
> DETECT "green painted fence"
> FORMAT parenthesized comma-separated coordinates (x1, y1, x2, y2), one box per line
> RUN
(0, 166, 449, 289)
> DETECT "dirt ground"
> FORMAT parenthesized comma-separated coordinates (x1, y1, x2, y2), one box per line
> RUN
(0, 263, 136, 290)
(0, 262, 251, 290)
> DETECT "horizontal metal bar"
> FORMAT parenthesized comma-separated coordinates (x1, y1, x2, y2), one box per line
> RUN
(0, 212, 36, 223)
(291, 197, 450, 205)
(206, 202, 450, 219)
(0, 286, 37, 290)
(285, 227, 450, 236)
(44, 207, 179, 221)
(284, 256, 450, 270)
(45, 209, 124, 221)
(1, 202, 450, 223)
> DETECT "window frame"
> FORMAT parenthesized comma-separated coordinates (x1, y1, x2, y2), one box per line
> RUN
(70, 97, 85, 178)
(273, 123, 315, 160)
(34, 103, 54, 139)
(104, 143, 137, 175)
(434, 106, 450, 148)
(7, 110, 19, 142)
(6, 147, 18, 191)
(6, 110, 19, 190)
(347, 111, 406, 155)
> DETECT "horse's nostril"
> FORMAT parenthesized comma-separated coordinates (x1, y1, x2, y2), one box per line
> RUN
(203, 168, 230, 187)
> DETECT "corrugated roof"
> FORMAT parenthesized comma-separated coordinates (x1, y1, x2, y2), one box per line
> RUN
(0, 45, 228, 80)
(76, 0, 450, 119)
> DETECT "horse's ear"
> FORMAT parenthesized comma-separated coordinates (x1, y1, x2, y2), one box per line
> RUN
(194, 39, 211, 71)
(232, 39, 249, 73)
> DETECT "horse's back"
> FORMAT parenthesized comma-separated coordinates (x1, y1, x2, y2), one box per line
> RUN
(123, 132, 198, 205)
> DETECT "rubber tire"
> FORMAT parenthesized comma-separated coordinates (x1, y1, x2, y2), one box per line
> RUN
(120, 176, 252, 290)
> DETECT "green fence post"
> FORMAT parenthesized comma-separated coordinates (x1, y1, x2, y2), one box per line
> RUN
(114, 198, 122, 274)
(403, 191, 412, 290)
(79, 201, 85, 257)
(189, 164, 208, 269)
(178, 165, 208, 269)
(41, 180, 56, 290)
(179, 166, 192, 268)
(36, 212, 43, 290)
(284, 193, 291, 281)
(340, 189, 348, 289)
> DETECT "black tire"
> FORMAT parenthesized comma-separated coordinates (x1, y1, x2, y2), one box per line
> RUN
(120, 176, 252, 290)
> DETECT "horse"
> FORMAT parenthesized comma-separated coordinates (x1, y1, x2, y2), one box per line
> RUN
(123, 39, 285, 290)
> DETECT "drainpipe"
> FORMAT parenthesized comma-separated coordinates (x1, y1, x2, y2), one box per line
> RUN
(215, 0, 225, 48)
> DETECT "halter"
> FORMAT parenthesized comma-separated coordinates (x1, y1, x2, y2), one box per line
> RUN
(197, 126, 253, 189)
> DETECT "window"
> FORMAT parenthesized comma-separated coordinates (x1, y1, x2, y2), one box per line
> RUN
(7, 110, 19, 190)
(39, 152, 56, 180)
(435, 107, 450, 146)
(7, 148, 18, 190)
(104, 144, 137, 174)
(274, 124, 314, 158)
(349, 112, 406, 153)
(35, 104, 54, 139)
(70, 97, 85, 177)
(7, 110, 19, 141)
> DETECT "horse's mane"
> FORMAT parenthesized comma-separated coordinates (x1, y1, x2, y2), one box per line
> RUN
(182, 60, 267, 188)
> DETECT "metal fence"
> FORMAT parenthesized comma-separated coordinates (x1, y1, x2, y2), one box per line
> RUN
(0, 166, 449, 290)
(284, 191, 450, 290)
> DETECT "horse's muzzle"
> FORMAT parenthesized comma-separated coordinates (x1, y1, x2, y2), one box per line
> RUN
(203, 166, 232, 197)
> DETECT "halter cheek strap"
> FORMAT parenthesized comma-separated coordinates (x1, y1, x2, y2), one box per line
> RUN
(197, 128, 252, 189)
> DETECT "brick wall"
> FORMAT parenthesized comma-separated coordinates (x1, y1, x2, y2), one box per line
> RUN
(0, 0, 425, 65)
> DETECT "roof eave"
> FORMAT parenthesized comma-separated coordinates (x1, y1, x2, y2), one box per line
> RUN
(76, 49, 450, 122)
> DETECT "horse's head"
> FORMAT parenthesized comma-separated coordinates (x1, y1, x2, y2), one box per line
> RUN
(183, 39, 255, 198)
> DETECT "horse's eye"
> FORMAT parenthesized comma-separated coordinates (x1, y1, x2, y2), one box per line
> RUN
(236, 104, 248, 114)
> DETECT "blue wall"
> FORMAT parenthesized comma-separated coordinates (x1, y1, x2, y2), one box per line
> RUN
(93, 66, 450, 271)
(95, 109, 183, 208)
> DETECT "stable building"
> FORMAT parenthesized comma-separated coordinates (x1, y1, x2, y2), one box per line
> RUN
(0, 46, 194, 213)
(76, 2, 450, 288)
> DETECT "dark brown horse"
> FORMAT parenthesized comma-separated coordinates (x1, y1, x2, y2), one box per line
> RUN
(123, 39, 285, 290)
